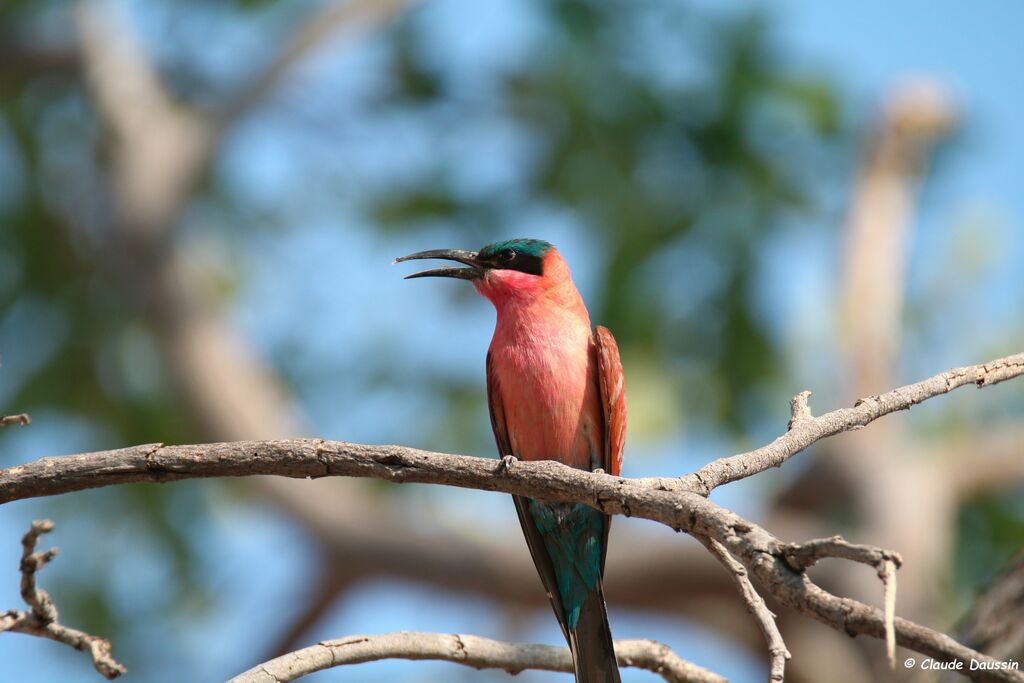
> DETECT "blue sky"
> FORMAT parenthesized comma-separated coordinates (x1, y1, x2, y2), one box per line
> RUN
(1, 1, 1022, 681)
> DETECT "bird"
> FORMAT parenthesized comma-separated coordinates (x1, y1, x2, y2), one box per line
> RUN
(397, 238, 626, 683)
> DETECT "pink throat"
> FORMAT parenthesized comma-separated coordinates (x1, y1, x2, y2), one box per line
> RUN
(473, 269, 547, 308)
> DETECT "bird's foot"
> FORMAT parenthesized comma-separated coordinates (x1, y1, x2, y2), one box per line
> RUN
(497, 455, 517, 473)
(592, 467, 606, 475)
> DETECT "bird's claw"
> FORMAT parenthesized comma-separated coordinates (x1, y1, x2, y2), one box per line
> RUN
(592, 467, 606, 475)
(498, 455, 517, 473)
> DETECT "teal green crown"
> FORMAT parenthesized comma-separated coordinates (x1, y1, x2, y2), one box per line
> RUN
(479, 238, 552, 259)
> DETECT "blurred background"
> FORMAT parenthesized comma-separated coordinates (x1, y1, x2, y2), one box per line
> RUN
(0, 1, 1022, 681)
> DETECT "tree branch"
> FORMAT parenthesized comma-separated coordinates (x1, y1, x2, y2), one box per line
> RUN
(1, 441, 1019, 679)
(227, 632, 724, 683)
(3, 353, 1019, 505)
(0, 521, 126, 679)
(3, 353, 1023, 680)
(220, 0, 408, 124)
(682, 499, 1021, 681)
(684, 353, 1024, 494)
(782, 535, 904, 572)
(697, 535, 790, 682)
(782, 535, 903, 669)
(0, 413, 30, 427)
(75, 0, 212, 235)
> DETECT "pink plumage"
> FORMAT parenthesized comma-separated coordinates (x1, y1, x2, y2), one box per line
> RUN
(399, 239, 626, 682)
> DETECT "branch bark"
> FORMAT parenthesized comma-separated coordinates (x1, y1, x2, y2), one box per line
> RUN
(0, 413, 30, 427)
(684, 353, 1024, 494)
(0, 521, 126, 679)
(2, 353, 1022, 681)
(4, 353, 1020, 506)
(0, 442, 1019, 679)
(228, 632, 724, 683)
(697, 534, 790, 682)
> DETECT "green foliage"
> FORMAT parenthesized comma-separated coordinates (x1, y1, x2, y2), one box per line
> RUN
(0, 25, 212, 666)
(0, 3, 847, 661)
(372, 0, 844, 430)
(955, 492, 1024, 597)
(10, 1, 1011, 679)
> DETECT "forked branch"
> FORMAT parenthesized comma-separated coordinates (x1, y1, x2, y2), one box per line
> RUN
(0, 521, 126, 679)
(696, 534, 790, 682)
(684, 353, 1024, 494)
(1, 353, 1022, 681)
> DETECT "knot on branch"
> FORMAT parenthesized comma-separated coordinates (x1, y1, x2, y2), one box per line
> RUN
(787, 390, 813, 430)
(496, 455, 517, 474)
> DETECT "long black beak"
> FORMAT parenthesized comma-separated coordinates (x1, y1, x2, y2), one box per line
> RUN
(394, 249, 483, 280)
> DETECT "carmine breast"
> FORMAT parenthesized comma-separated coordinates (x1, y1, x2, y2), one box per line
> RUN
(490, 308, 603, 471)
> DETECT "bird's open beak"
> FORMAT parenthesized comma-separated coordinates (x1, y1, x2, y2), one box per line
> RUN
(394, 249, 483, 280)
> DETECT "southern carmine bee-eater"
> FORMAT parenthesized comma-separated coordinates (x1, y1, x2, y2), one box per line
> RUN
(397, 239, 626, 683)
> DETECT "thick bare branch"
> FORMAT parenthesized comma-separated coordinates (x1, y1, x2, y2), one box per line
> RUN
(3, 353, 1022, 679)
(685, 353, 1024, 494)
(4, 353, 1019, 505)
(840, 79, 956, 395)
(75, 0, 407, 236)
(75, 0, 212, 234)
(227, 632, 723, 683)
(0, 521, 126, 679)
(1, 440, 1019, 678)
(221, 0, 408, 123)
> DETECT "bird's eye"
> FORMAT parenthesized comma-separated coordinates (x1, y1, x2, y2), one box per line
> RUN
(499, 249, 516, 262)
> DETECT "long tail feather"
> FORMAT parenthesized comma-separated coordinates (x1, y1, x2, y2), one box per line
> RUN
(568, 580, 621, 683)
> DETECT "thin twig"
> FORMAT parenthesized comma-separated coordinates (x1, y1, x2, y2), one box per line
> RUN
(782, 535, 903, 572)
(685, 353, 1024, 494)
(20, 520, 60, 623)
(697, 535, 789, 682)
(783, 535, 902, 670)
(0, 521, 126, 679)
(227, 632, 724, 683)
(880, 558, 898, 669)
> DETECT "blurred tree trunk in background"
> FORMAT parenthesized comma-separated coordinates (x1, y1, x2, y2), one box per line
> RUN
(0, 1, 1020, 682)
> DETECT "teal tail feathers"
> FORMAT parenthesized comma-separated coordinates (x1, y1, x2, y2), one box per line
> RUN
(514, 497, 622, 682)
(568, 580, 621, 683)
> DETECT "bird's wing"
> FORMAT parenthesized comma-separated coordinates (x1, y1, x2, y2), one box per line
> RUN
(594, 326, 626, 478)
(594, 325, 626, 574)
(486, 351, 571, 642)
